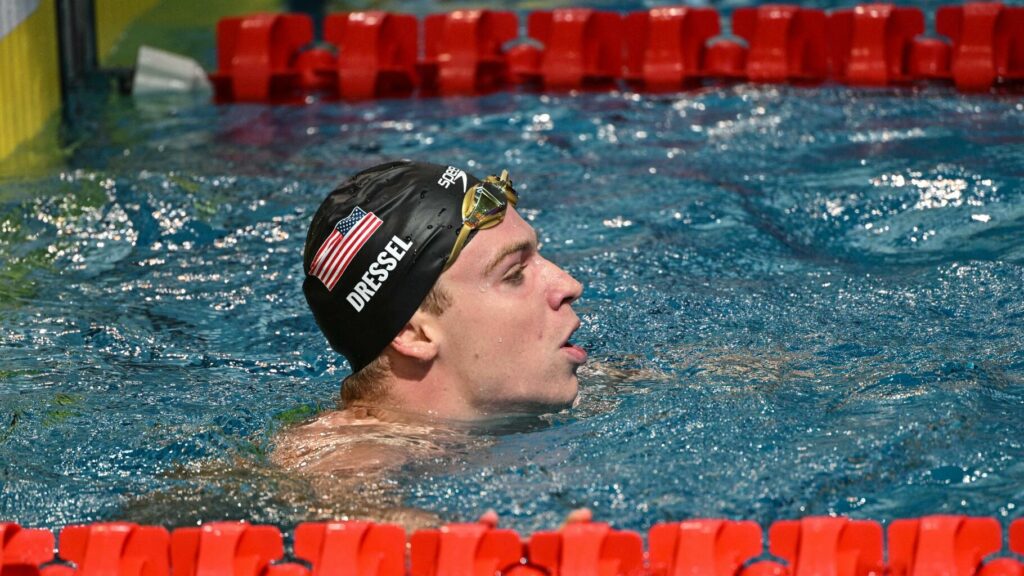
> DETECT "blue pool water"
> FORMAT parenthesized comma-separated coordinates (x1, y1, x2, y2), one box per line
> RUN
(2, 74, 1024, 532)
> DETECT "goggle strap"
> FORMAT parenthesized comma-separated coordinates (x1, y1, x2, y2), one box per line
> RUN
(443, 224, 474, 271)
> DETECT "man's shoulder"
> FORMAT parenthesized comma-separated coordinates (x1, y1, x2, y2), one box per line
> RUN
(270, 408, 446, 476)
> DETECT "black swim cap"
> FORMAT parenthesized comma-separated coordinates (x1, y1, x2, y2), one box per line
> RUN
(302, 160, 480, 372)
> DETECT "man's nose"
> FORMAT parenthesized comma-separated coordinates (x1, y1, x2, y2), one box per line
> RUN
(544, 258, 583, 309)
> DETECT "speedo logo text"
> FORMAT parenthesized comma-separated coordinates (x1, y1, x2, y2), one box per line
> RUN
(437, 166, 468, 192)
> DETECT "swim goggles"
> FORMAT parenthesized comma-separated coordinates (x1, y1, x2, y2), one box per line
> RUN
(443, 169, 518, 271)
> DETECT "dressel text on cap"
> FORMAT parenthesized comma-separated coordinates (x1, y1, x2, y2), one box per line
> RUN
(346, 235, 413, 312)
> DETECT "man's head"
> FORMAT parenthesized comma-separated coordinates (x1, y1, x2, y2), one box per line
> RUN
(303, 161, 585, 420)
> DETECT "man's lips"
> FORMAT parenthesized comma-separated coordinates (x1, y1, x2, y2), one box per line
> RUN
(561, 321, 587, 364)
(562, 342, 588, 364)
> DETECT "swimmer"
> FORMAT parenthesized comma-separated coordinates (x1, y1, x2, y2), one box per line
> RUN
(273, 161, 587, 498)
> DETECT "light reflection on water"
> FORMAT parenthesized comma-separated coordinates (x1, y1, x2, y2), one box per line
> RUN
(1, 85, 1023, 533)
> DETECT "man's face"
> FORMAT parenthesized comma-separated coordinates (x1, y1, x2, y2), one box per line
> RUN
(434, 208, 585, 416)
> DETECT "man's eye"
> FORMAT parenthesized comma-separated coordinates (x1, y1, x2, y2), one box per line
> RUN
(504, 265, 525, 285)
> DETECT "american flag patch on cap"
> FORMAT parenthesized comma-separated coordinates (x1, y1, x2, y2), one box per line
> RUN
(310, 206, 382, 291)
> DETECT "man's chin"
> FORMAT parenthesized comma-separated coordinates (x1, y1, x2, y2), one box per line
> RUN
(484, 390, 577, 418)
(561, 373, 581, 406)
(544, 381, 579, 412)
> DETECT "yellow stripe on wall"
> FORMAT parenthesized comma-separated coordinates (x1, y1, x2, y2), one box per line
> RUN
(95, 0, 161, 65)
(0, 0, 61, 162)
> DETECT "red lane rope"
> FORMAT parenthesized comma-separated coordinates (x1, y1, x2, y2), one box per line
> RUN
(207, 4, 1024, 103)
(3, 516, 1024, 575)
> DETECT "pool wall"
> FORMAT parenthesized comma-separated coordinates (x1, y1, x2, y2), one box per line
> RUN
(94, 0, 161, 67)
(0, 0, 157, 162)
(0, 1, 60, 161)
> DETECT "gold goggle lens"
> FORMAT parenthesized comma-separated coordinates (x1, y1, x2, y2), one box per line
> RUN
(444, 170, 517, 270)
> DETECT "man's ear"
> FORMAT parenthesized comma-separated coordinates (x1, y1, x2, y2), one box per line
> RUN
(389, 308, 440, 362)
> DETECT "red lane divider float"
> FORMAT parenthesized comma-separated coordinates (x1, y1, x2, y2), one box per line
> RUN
(648, 519, 762, 576)
(768, 517, 884, 576)
(209, 13, 313, 103)
(506, 9, 624, 91)
(411, 521, 522, 575)
(888, 515, 1002, 576)
(295, 521, 405, 576)
(5, 517, 1024, 576)
(937, 3, 1024, 92)
(207, 3, 1024, 102)
(732, 6, 829, 84)
(522, 9, 623, 91)
(420, 10, 518, 96)
(526, 521, 644, 575)
(622, 7, 721, 91)
(0, 522, 55, 576)
(990, 519, 1024, 576)
(828, 5, 925, 86)
(324, 12, 418, 100)
(172, 522, 284, 576)
(53, 523, 169, 576)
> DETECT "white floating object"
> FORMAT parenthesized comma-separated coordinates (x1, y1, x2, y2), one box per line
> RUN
(132, 45, 212, 96)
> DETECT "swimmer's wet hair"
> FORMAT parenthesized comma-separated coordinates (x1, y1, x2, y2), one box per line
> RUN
(341, 280, 452, 405)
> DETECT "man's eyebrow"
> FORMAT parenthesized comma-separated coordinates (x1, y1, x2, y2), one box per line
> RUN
(484, 238, 535, 276)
